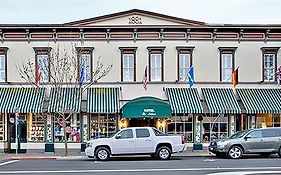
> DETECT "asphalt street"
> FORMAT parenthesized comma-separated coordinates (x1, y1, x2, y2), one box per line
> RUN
(0, 155, 280, 175)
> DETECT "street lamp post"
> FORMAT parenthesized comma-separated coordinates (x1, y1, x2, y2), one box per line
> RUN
(15, 108, 19, 156)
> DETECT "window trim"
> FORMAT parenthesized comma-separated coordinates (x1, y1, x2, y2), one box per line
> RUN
(261, 47, 280, 82)
(119, 47, 137, 82)
(0, 47, 8, 82)
(147, 47, 165, 82)
(76, 47, 94, 82)
(176, 46, 194, 81)
(218, 47, 237, 82)
(33, 47, 52, 83)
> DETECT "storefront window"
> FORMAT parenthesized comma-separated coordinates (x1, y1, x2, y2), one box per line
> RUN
(0, 114, 6, 141)
(202, 115, 228, 142)
(90, 115, 117, 139)
(27, 113, 44, 142)
(167, 115, 193, 143)
(54, 114, 81, 142)
(257, 114, 281, 128)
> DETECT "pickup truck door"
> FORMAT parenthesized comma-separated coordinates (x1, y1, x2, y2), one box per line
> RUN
(111, 129, 135, 154)
(135, 128, 155, 153)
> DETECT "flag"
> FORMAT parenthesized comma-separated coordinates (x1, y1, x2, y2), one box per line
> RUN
(79, 67, 84, 87)
(186, 66, 195, 88)
(35, 65, 40, 88)
(276, 66, 281, 85)
(232, 67, 239, 88)
(143, 66, 148, 90)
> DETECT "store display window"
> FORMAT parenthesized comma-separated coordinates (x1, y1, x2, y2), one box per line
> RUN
(90, 115, 117, 139)
(0, 114, 6, 141)
(202, 114, 228, 142)
(27, 113, 44, 142)
(54, 114, 81, 142)
(167, 115, 193, 142)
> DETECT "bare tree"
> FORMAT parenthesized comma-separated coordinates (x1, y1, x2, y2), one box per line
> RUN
(17, 43, 112, 156)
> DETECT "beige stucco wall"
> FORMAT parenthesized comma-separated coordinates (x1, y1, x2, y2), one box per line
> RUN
(1, 39, 280, 84)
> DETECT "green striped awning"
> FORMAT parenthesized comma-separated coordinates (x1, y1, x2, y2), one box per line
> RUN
(48, 88, 81, 113)
(202, 88, 241, 114)
(237, 88, 281, 114)
(164, 88, 203, 114)
(0, 88, 45, 113)
(87, 87, 120, 113)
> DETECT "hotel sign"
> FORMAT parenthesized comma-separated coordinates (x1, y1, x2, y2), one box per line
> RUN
(142, 108, 156, 116)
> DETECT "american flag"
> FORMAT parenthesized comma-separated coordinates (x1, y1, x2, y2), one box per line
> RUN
(276, 66, 281, 85)
(143, 66, 148, 90)
(35, 65, 40, 88)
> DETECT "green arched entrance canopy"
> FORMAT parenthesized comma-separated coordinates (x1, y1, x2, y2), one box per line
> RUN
(121, 96, 172, 118)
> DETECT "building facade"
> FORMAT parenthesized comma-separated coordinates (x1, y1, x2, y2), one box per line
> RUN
(0, 9, 281, 153)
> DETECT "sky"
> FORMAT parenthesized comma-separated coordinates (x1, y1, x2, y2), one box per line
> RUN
(0, 0, 281, 24)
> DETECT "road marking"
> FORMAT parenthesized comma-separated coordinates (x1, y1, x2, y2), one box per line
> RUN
(203, 159, 216, 162)
(0, 167, 281, 174)
(0, 160, 19, 167)
(206, 171, 281, 175)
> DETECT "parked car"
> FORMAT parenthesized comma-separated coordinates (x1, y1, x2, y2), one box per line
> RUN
(85, 127, 186, 160)
(209, 128, 281, 159)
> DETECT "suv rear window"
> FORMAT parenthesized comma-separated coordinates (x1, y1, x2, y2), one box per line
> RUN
(136, 129, 150, 138)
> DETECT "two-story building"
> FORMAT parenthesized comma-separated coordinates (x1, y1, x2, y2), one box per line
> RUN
(0, 9, 281, 153)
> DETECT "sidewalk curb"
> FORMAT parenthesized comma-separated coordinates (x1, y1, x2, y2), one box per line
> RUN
(6, 156, 59, 161)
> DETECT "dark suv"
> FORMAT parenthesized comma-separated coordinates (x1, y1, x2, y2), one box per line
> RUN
(209, 128, 281, 159)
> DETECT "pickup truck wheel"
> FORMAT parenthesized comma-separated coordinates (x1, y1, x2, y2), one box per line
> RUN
(156, 146, 171, 160)
(95, 147, 110, 161)
(228, 146, 243, 159)
(278, 147, 281, 158)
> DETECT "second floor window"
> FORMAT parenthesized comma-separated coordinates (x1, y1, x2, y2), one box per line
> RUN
(34, 47, 51, 83)
(120, 47, 137, 82)
(80, 53, 92, 82)
(150, 54, 162, 81)
(37, 53, 49, 82)
(219, 47, 236, 82)
(0, 54, 5, 82)
(221, 53, 233, 82)
(261, 47, 279, 82)
(177, 47, 194, 81)
(122, 53, 135, 81)
(263, 53, 275, 82)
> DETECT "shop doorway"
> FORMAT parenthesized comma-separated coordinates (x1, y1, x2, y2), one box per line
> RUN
(128, 118, 155, 127)
(8, 115, 27, 153)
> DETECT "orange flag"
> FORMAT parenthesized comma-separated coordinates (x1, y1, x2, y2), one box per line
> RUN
(232, 67, 239, 88)
(35, 65, 40, 88)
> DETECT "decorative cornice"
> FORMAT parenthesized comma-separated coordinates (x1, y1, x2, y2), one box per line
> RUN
(147, 46, 166, 51)
(75, 47, 94, 52)
(119, 47, 138, 51)
(0, 47, 9, 51)
(218, 47, 238, 52)
(176, 46, 195, 51)
(33, 47, 52, 52)
(260, 47, 280, 52)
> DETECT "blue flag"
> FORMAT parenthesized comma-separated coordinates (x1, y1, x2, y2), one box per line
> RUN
(187, 66, 195, 88)
(79, 67, 84, 87)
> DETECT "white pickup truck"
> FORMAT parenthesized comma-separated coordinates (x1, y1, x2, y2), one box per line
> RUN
(85, 127, 186, 160)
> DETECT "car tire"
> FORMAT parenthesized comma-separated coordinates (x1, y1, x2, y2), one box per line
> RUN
(278, 147, 281, 158)
(228, 146, 243, 159)
(95, 147, 110, 161)
(156, 146, 171, 160)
